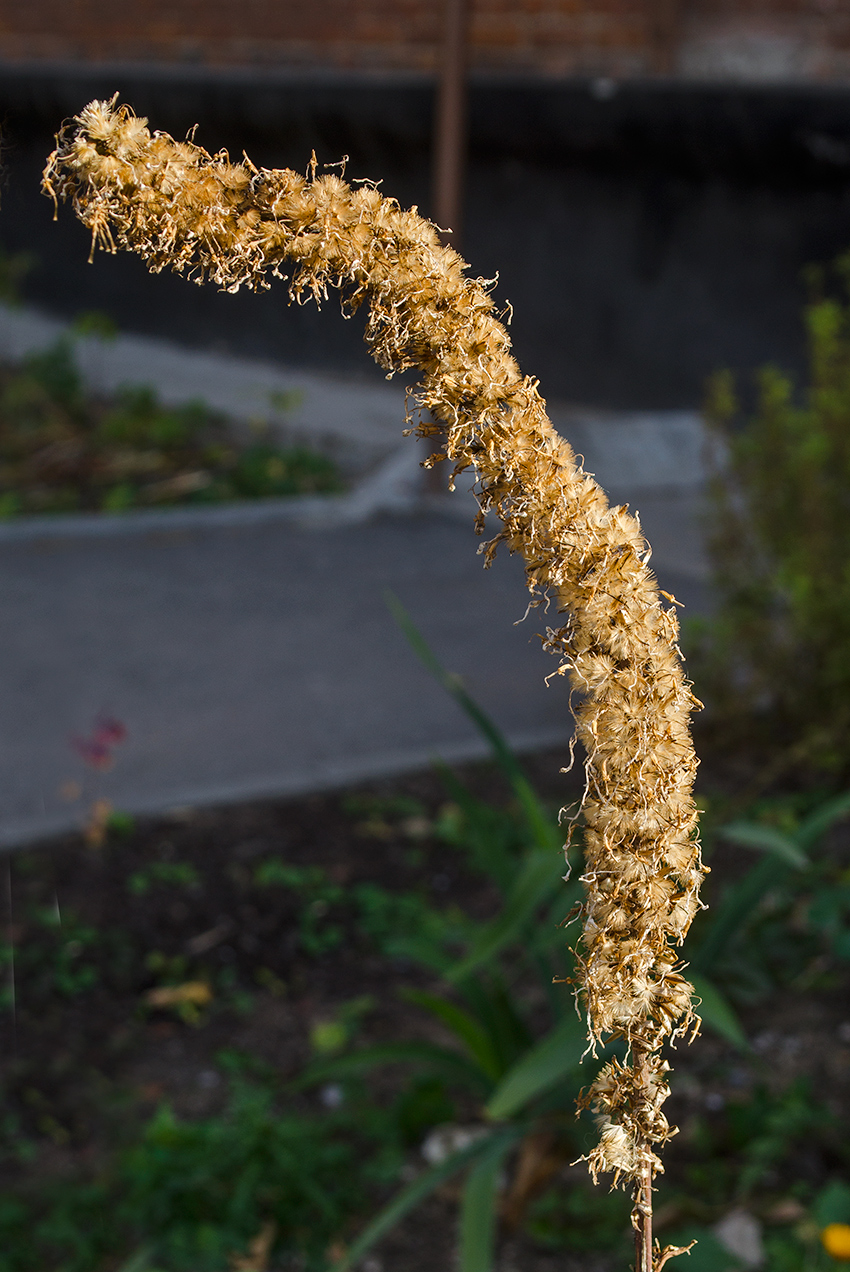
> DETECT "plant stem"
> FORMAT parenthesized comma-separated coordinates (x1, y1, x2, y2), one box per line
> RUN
(635, 1165, 653, 1272)
(633, 1044, 654, 1272)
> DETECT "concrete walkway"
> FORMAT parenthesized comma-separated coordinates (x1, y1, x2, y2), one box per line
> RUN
(0, 306, 711, 846)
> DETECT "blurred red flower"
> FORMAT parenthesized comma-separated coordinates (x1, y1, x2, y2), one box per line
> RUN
(70, 715, 128, 770)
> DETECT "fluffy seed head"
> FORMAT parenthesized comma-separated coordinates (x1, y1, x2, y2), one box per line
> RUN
(43, 99, 707, 1194)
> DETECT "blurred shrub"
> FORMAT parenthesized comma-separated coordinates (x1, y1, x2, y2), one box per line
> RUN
(690, 258, 850, 776)
(0, 336, 341, 516)
(0, 1071, 424, 1272)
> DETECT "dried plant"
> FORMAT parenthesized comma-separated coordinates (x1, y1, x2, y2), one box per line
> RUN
(43, 98, 706, 1270)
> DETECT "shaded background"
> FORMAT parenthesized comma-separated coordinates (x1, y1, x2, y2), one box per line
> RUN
(1, 1, 850, 409)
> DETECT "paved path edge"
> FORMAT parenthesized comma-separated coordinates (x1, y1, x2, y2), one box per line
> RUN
(0, 442, 463, 543)
(0, 723, 573, 850)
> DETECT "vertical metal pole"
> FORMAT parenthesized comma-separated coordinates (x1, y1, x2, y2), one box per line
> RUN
(650, 0, 681, 74)
(426, 0, 470, 493)
(432, 0, 469, 247)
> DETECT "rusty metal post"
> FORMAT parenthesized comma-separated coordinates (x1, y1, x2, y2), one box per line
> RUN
(426, 0, 470, 493)
(432, 0, 469, 246)
(650, 0, 681, 74)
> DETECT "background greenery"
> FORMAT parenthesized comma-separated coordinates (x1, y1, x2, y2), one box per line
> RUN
(690, 256, 850, 780)
(0, 322, 340, 516)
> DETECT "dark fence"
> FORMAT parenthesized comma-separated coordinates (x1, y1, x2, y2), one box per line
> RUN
(3, 62, 850, 407)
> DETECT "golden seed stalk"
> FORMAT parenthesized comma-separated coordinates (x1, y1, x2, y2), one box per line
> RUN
(43, 98, 706, 1269)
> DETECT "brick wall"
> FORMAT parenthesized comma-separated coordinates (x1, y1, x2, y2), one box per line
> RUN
(0, 0, 848, 83)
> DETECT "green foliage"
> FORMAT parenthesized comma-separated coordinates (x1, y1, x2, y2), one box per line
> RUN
(732, 1081, 828, 1199)
(117, 1085, 378, 1271)
(654, 1090, 849, 1270)
(0, 1073, 425, 1272)
(309, 997, 374, 1055)
(128, 861, 201, 896)
(674, 1079, 829, 1207)
(70, 309, 118, 341)
(252, 854, 465, 960)
(108, 809, 137, 838)
(24, 338, 84, 411)
(315, 830, 591, 1272)
(692, 259, 850, 773)
(814, 1180, 850, 1227)
(298, 607, 602, 1272)
(0, 334, 341, 516)
(525, 1179, 631, 1254)
(0, 243, 36, 306)
(0, 908, 106, 1006)
(228, 444, 340, 498)
(458, 1139, 514, 1272)
(98, 385, 207, 450)
(687, 790, 850, 1012)
(321, 606, 850, 1272)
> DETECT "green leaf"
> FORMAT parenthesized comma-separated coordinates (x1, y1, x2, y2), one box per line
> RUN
(689, 973, 749, 1050)
(433, 759, 519, 894)
(381, 933, 456, 974)
(459, 1137, 516, 1272)
(385, 591, 558, 853)
(291, 1041, 490, 1094)
(115, 1249, 156, 1272)
(719, 821, 809, 868)
(331, 1129, 520, 1272)
(448, 848, 561, 984)
(485, 1011, 585, 1120)
(459, 973, 533, 1075)
(795, 788, 850, 853)
(814, 1180, 850, 1227)
(402, 990, 502, 1082)
(691, 853, 790, 973)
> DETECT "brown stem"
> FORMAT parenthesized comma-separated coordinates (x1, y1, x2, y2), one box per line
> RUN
(632, 1044, 654, 1272)
(634, 1166, 653, 1272)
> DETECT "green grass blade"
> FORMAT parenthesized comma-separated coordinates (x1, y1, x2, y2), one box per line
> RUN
(385, 591, 557, 852)
(448, 848, 561, 983)
(691, 853, 789, 972)
(689, 972, 750, 1050)
(459, 1136, 517, 1272)
(115, 1250, 158, 1272)
(433, 759, 519, 893)
(485, 1011, 585, 1121)
(402, 989, 502, 1081)
(378, 933, 456, 973)
(331, 1130, 518, 1272)
(458, 972, 533, 1075)
(529, 879, 583, 955)
(291, 1041, 490, 1093)
(719, 821, 809, 867)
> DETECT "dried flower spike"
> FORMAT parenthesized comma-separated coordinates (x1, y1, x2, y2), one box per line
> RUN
(43, 99, 706, 1270)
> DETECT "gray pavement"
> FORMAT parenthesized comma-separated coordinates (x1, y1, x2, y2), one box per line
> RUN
(0, 500, 708, 848)
(0, 305, 711, 846)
